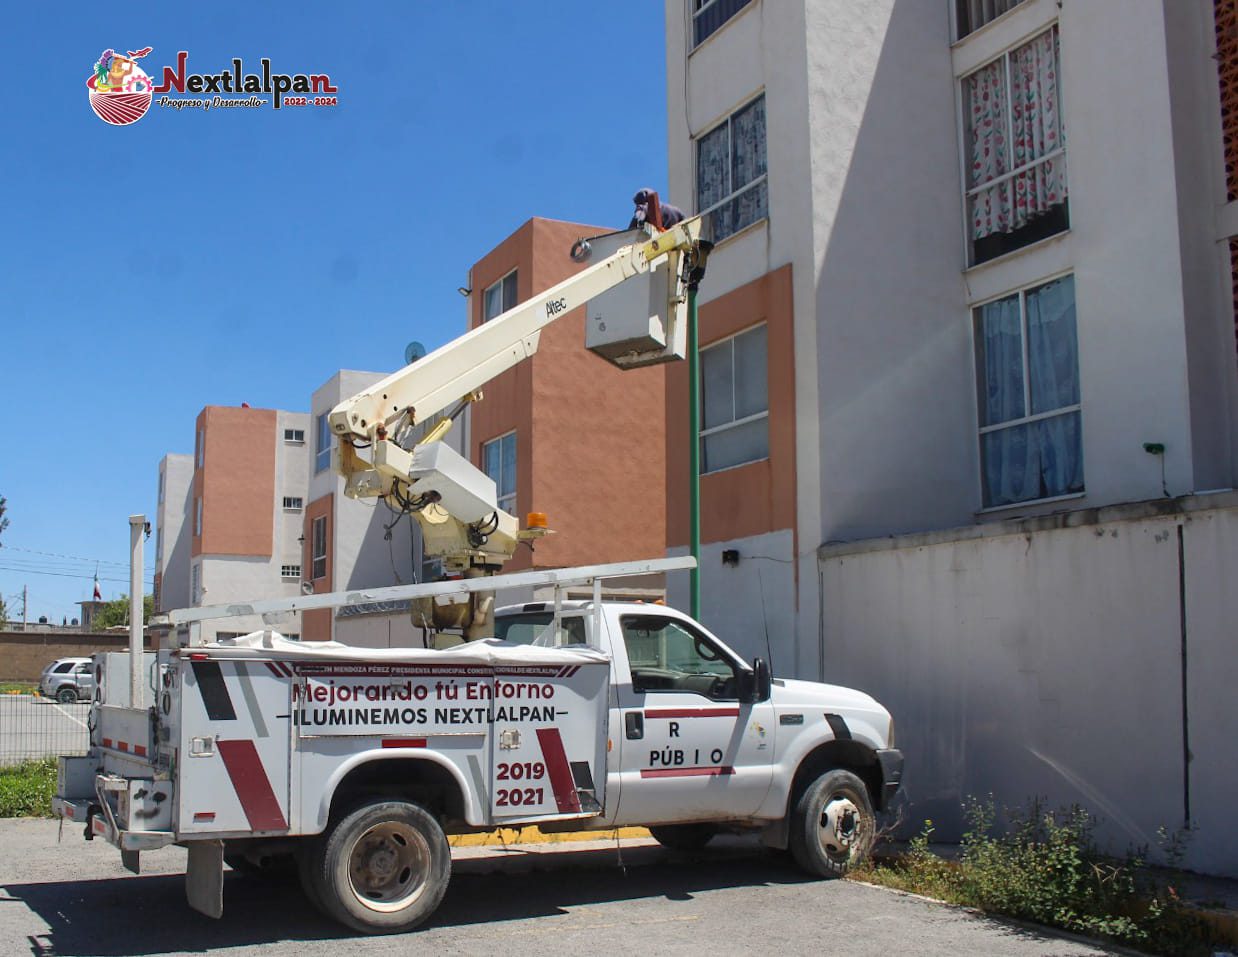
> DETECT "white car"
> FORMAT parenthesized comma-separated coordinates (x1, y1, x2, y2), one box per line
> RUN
(39, 657, 94, 703)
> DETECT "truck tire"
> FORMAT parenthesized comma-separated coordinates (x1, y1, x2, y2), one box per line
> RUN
(56, 687, 78, 704)
(309, 798, 450, 934)
(649, 823, 718, 851)
(788, 769, 875, 878)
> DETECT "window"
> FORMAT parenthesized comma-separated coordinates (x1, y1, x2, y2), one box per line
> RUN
(495, 613, 587, 648)
(284, 428, 305, 444)
(191, 563, 200, 604)
(700, 324, 768, 472)
(281, 564, 301, 579)
(156, 526, 163, 561)
(693, 0, 753, 47)
(955, 0, 1029, 39)
(963, 27, 1067, 265)
(621, 615, 739, 700)
(311, 516, 327, 580)
(53, 662, 75, 674)
(158, 471, 165, 503)
(283, 496, 304, 511)
(283, 632, 301, 642)
(194, 497, 202, 536)
(195, 428, 204, 467)
(482, 432, 517, 513)
(315, 413, 332, 473)
(696, 94, 767, 243)
(974, 274, 1081, 508)
(483, 270, 518, 323)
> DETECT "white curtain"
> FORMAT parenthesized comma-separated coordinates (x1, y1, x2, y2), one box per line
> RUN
(1026, 277, 1082, 499)
(968, 28, 1065, 241)
(978, 296, 1036, 506)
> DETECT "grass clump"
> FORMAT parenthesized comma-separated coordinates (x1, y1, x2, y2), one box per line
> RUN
(0, 682, 36, 695)
(854, 798, 1223, 956)
(0, 758, 57, 817)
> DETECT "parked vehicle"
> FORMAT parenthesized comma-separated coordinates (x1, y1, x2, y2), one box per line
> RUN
(39, 658, 94, 703)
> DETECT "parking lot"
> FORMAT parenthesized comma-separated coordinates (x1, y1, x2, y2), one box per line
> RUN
(0, 695, 89, 765)
(0, 819, 1118, 957)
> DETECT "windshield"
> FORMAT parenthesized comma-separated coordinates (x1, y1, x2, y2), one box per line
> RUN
(494, 613, 586, 648)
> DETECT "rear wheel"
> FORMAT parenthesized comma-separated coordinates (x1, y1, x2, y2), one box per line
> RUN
(649, 823, 718, 852)
(309, 799, 451, 934)
(788, 769, 875, 878)
(56, 687, 77, 704)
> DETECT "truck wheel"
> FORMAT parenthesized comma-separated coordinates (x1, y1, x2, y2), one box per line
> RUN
(789, 769, 875, 878)
(56, 687, 77, 704)
(649, 823, 717, 851)
(310, 799, 451, 934)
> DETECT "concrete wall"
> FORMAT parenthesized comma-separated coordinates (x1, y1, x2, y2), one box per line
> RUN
(819, 493, 1238, 876)
(156, 454, 193, 612)
(0, 631, 155, 682)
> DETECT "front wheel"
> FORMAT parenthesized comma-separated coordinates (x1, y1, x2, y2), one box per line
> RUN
(309, 799, 451, 934)
(788, 769, 875, 878)
(56, 687, 77, 704)
(649, 823, 718, 851)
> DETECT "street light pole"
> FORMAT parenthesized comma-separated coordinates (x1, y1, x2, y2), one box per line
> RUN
(685, 240, 712, 621)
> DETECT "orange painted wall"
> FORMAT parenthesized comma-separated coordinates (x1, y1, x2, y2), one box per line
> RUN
(302, 493, 334, 641)
(666, 265, 797, 547)
(468, 218, 668, 570)
(191, 406, 276, 559)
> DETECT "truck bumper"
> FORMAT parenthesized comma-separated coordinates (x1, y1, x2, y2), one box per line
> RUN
(53, 797, 176, 851)
(876, 749, 904, 811)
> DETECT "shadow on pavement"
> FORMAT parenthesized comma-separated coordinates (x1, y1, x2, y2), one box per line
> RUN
(2, 844, 815, 956)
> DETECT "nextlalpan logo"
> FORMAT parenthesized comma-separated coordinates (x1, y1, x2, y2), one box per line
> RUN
(87, 47, 339, 126)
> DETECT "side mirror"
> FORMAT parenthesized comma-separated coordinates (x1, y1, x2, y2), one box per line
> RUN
(744, 657, 772, 703)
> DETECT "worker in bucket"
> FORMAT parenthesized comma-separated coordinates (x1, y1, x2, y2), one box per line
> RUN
(630, 188, 685, 231)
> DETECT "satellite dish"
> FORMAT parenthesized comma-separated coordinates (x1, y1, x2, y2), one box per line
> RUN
(404, 341, 426, 365)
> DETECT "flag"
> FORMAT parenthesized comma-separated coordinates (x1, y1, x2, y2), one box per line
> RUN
(93, 572, 102, 601)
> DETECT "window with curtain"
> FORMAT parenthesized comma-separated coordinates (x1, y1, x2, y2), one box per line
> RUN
(700, 323, 768, 473)
(963, 26, 1067, 265)
(483, 270, 518, 323)
(693, 0, 753, 48)
(482, 431, 517, 513)
(696, 94, 767, 243)
(974, 274, 1082, 508)
(955, 0, 1029, 39)
(311, 516, 328, 579)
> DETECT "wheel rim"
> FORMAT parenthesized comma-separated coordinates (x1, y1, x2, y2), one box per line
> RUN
(346, 820, 432, 913)
(818, 794, 863, 860)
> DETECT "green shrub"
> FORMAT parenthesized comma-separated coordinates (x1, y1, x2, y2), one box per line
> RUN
(854, 797, 1223, 956)
(0, 758, 57, 817)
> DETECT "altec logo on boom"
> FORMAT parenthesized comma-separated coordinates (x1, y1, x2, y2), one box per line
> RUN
(87, 48, 339, 126)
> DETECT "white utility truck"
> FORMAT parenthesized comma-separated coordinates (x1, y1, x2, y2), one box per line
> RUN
(54, 214, 903, 934)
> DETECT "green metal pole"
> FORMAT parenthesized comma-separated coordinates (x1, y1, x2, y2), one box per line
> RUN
(687, 284, 701, 620)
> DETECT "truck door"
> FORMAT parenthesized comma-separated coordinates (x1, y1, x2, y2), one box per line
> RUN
(612, 613, 774, 824)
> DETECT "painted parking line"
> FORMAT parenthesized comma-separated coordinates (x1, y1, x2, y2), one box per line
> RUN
(52, 703, 89, 731)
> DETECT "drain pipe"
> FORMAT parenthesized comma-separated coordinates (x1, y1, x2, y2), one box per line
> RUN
(128, 515, 145, 710)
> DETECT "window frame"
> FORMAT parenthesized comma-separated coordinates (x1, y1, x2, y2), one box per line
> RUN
(195, 429, 204, 468)
(311, 516, 328, 580)
(699, 322, 770, 474)
(694, 92, 768, 244)
(283, 428, 305, 444)
(972, 270, 1083, 510)
(691, 0, 755, 50)
(314, 413, 331, 474)
(619, 613, 745, 702)
(191, 563, 200, 604)
(481, 430, 518, 514)
(483, 269, 519, 323)
(281, 564, 302, 580)
(957, 25, 1067, 267)
(282, 496, 304, 511)
(952, 0, 1030, 41)
(194, 497, 202, 536)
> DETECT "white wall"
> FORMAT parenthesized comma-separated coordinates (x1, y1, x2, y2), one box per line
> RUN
(156, 454, 193, 612)
(819, 493, 1238, 876)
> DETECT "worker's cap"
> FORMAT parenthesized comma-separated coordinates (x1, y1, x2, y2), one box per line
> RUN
(632, 188, 656, 205)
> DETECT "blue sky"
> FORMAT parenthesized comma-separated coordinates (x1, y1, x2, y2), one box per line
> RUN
(0, 3, 669, 623)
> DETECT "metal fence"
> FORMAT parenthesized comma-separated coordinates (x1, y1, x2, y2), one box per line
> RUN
(0, 694, 90, 766)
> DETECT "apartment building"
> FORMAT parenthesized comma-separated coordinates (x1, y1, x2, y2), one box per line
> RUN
(667, 0, 1238, 874)
(466, 217, 669, 587)
(156, 405, 311, 641)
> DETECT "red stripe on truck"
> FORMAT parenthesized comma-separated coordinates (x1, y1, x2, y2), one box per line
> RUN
(640, 766, 735, 778)
(217, 739, 288, 831)
(535, 728, 582, 814)
(381, 738, 426, 749)
(644, 708, 740, 719)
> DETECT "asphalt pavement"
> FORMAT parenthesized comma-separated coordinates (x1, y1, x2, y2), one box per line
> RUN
(0, 695, 89, 765)
(0, 818, 1119, 957)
